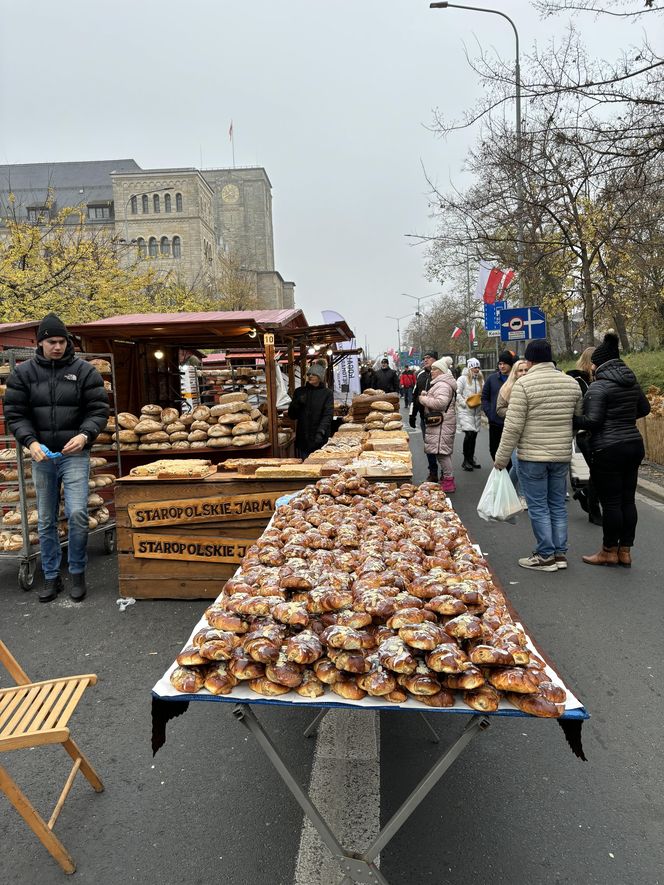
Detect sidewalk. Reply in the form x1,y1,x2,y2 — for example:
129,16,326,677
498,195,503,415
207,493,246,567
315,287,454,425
638,461,664,504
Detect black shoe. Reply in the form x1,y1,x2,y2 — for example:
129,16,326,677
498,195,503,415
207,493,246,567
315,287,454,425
462,460,474,472
471,460,482,469
39,576,63,603
427,471,438,483
70,573,87,602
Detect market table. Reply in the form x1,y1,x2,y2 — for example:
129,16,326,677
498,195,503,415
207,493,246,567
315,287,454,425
151,594,589,885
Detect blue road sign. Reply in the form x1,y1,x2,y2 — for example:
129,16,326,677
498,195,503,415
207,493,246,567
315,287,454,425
483,300,507,335
499,307,547,341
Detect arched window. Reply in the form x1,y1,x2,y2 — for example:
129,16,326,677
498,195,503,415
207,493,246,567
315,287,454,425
153,194,160,213
148,237,158,258
130,195,138,214
175,193,183,212
172,236,181,258
160,236,170,256
141,194,149,213
137,237,147,258
164,193,171,213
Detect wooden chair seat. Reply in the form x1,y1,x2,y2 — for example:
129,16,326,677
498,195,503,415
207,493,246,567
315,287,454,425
0,641,104,874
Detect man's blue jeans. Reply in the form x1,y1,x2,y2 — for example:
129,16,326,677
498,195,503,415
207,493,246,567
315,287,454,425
32,452,90,579
517,460,569,559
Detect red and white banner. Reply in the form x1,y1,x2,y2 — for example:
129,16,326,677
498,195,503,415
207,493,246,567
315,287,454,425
475,260,515,304
451,326,463,340
470,325,476,344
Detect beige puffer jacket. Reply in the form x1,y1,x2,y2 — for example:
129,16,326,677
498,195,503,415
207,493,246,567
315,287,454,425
494,363,582,467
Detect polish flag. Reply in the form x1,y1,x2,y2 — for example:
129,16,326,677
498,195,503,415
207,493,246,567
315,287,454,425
475,260,515,303
470,325,476,344
408,346,414,356
498,269,515,296
451,326,463,340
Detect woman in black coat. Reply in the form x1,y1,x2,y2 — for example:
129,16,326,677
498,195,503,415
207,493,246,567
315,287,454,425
287,363,334,459
574,333,650,568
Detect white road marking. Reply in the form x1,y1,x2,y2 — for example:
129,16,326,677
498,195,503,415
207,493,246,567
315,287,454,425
636,491,664,512
294,710,380,885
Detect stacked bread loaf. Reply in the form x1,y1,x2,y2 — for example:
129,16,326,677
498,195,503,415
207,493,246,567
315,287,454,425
346,391,400,425
169,473,567,717
109,394,269,452
362,400,404,432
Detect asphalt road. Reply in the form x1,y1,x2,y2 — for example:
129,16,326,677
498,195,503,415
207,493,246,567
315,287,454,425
1,413,662,885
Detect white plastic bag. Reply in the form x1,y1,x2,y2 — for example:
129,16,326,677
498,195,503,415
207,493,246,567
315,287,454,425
477,468,523,523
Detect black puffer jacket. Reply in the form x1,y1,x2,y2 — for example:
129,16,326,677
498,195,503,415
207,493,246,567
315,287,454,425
574,359,650,451
411,368,433,420
287,382,334,456
4,341,109,452
373,367,400,394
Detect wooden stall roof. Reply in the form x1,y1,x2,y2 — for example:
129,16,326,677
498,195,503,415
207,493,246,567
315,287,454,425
68,310,310,348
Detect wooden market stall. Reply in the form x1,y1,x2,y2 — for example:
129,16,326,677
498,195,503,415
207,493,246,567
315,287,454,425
69,310,356,470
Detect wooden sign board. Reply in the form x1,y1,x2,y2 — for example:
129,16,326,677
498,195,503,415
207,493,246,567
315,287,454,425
128,491,283,528
133,533,250,564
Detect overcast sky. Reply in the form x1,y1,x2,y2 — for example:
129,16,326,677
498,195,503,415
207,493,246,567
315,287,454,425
0,1,646,355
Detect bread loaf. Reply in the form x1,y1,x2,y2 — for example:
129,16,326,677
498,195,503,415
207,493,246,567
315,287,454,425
506,691,565,718
219,392,248,404
371,401,394,412
383,420,404,431
190,420,211,432
141,404,162,417
233,433,260,447
167,421,186,434
187,430,208,442
192,405,211,421
161,408,180,425
134,419,163,434
117,412,139,429
141,431,170,443
232,420,261,436
169,431,189,442
208,424,232,437
208,437,233,448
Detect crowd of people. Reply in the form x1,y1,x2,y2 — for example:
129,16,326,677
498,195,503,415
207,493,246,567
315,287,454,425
385,333,651,572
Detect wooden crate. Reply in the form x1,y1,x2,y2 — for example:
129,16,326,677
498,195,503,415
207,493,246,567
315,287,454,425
115,472,309,599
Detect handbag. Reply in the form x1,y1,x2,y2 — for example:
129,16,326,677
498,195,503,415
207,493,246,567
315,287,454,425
466,393,482,409
425,389,456,426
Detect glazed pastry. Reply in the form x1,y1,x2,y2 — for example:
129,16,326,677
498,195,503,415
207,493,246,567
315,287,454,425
426,642,469,674
356,658,397,696
249,677,291,697
176,646,206,666
383,688,408,703
418,689,455,708
377,637,417,674
320,625,365,650
205,607,250,633
236,596,285,617
272,601,310,627
228,650,265,681
266,650,304,688
295,670,326,698
443,614,483,640
506,692,565,718
204,662,238,695
536,680,567,704
398,622,446,651
331,679,366,701
464,684,501,712
286,630,323,664
488,667,541,694
331,649,369,674
198,631,242,661
386,608,428,629
313,657,344,684
169,665,205,693
442,667,485,690
397,661,441,696
469,644,515,667
243,634,282,664
333,610,373,629
423,595,468,616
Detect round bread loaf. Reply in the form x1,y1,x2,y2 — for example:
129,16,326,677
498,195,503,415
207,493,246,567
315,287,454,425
167,421,186,434
169,431,189,442
190,420,210,432
188,430,208,442
134,419,163,434
180,413,195,426
210,401,252,416
371,401,394,412
232,420,261,436
141,404,163,417
117,412,139,429
192,405,211,421
208,424,232,437
161,408,180,425
141,431,170,443
219,392,248,404
117,429,139,443
171,440,191,448
208,436,233,448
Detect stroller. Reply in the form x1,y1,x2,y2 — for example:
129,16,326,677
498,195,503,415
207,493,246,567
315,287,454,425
570,433,602,525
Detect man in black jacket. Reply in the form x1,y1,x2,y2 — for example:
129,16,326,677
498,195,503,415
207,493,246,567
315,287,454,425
287,363,334,459
5,313,109,602
373,358,400,394
409,350,439,481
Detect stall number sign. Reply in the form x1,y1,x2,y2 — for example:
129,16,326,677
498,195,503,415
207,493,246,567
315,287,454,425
133,533,249,564
128,492,282,528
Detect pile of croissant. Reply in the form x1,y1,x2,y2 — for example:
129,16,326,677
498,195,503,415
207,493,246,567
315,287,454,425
169,473,567,717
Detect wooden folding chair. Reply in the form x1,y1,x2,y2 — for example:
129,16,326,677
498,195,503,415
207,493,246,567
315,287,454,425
0,640,104,874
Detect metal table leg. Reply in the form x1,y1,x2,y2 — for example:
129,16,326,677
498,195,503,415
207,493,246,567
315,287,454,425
303,708,328,738
234,704,490,885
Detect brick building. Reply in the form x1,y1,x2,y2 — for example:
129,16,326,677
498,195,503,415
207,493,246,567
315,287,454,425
0,159,295,309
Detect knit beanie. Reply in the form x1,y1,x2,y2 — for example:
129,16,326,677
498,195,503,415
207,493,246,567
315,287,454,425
467,358,480,369
524,340,553,363
498,350,515,367
423,350,438,360
591,332,620,367
37,313,69,342
306,364,326,381
431,358,452,374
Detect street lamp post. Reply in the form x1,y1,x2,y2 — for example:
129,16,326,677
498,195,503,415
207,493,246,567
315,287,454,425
402,293,439,359
430,2,524,303
386,314,413,358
